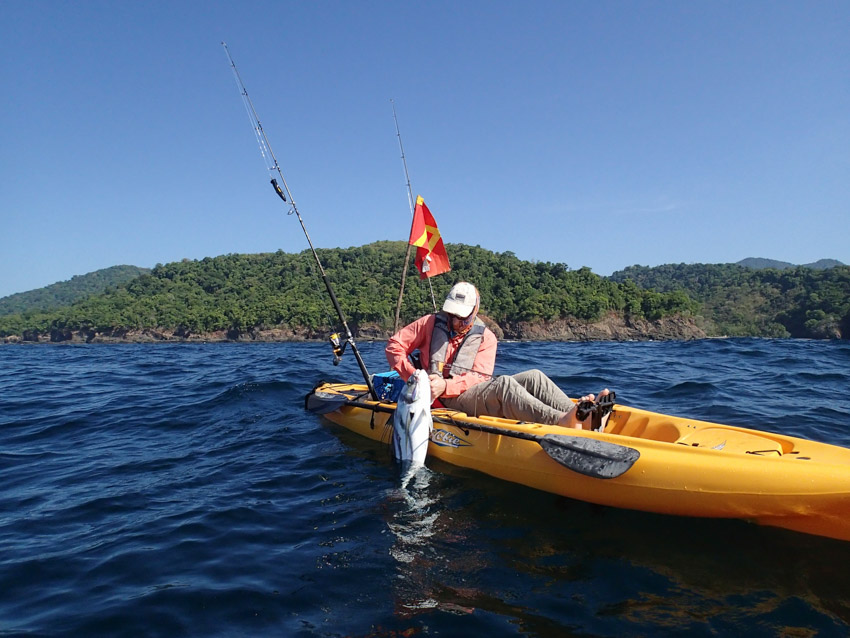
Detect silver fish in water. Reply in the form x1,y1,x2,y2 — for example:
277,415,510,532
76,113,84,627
392,369,433,467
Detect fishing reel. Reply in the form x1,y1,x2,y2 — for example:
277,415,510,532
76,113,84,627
329,333,348,366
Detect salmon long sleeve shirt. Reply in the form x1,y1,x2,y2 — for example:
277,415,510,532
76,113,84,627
385,314,498,398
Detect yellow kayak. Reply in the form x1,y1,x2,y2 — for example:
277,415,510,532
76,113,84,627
306,381,850,543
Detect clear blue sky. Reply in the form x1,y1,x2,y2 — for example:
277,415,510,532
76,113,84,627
2,1,848,299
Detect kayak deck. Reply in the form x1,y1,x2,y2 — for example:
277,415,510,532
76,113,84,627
307,381,850,543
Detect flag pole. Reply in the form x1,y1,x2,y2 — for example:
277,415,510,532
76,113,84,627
391,100,436,334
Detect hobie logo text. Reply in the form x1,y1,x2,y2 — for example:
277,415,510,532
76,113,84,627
431,429,470,448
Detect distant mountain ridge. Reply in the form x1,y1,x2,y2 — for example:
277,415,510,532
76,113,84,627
3,252,848,342
0,243,702,343
736,257,845,270
610,260,850,339
0,266,151,317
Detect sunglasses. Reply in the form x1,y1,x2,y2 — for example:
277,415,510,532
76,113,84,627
448,312,475,327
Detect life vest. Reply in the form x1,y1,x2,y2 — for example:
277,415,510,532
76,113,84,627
429,311,486,378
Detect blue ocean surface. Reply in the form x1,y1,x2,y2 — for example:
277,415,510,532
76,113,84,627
2,339,850,636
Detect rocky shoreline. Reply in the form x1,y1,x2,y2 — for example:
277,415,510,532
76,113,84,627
2,314,709,344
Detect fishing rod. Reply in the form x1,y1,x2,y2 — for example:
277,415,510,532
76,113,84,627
390,100,436,334
222,42,377,399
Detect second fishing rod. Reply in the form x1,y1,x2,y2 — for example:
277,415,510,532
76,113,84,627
222,42,377,399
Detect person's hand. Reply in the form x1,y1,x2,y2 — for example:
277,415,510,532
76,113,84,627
428,374,447,402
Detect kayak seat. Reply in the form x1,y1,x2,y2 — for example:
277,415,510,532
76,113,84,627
606,414,681,442
606,414,648,438
641,421,681,442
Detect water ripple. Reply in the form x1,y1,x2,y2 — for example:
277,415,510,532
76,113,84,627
1,340,850,635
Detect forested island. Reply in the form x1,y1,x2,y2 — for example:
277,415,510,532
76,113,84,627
1,242,848,343
0,265,150,316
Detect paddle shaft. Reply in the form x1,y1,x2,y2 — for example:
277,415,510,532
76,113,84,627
335,396,638,478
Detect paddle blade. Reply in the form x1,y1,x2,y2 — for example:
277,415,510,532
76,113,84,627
305,389,348,414
540,434,639,479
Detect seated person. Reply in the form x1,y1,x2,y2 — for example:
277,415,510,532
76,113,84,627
385,281,609,429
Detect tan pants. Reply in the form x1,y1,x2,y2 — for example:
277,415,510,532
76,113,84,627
440,369,576,424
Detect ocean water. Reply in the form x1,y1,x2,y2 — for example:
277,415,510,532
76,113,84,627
2,338,850,637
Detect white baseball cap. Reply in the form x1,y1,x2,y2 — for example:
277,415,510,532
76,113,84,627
442,282,479,318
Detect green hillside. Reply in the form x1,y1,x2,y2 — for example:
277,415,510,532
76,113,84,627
0,265,151,316
736,258,845,271
610,263,850,338
4,247,848,342
0,242,696,340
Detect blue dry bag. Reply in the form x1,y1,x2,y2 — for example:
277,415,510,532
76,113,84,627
371,371,407,402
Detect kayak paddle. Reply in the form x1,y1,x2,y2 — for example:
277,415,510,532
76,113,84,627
305,387,640,479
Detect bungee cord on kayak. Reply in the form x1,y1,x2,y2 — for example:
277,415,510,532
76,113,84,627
222,42,377,399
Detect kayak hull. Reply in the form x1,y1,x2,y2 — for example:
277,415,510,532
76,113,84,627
307,382,850,543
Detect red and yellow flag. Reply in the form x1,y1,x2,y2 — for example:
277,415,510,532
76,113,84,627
408,196,451,279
